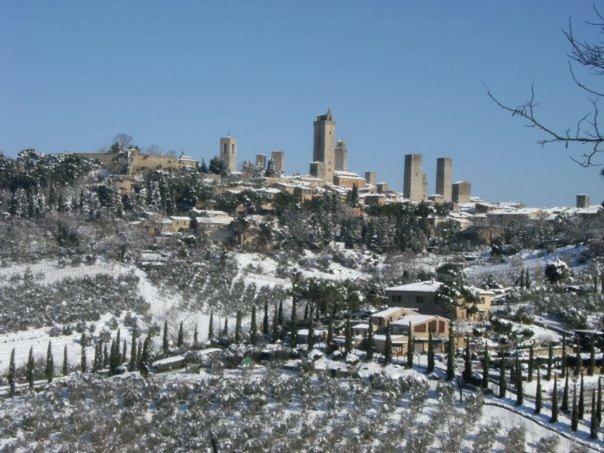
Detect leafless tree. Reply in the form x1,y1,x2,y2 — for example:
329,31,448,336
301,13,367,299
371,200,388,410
487,5,604,171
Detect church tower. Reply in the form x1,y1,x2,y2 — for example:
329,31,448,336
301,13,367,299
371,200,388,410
312,109,336,183
220,135,237,173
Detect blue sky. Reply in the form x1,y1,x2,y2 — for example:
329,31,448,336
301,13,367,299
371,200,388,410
1,1,602,206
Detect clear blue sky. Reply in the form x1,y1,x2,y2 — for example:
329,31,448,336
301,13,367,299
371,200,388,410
1,1,602,206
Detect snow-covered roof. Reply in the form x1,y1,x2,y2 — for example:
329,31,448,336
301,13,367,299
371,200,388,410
193,209,229,217
170,216,191,221
386,280,442,293
371,307,407,318
352,323,369,329
374,334,407,343
195,216,233,225
391,314,437,326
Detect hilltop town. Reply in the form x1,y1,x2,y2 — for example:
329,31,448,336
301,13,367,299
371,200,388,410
0,111,602,451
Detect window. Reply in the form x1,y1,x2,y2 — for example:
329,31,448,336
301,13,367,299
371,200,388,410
414,324,426,333
438,321,445,333
416,295,424,303
429,321,436,332
223,143,227,153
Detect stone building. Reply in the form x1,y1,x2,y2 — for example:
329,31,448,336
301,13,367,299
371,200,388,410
364,171,376,186
271,150,285,174
403,154,425,202
220,136,238,173
335,139,348,171
256,154,266,170
311,109,336,183
333,170,366,189
576,193,590,208
436,157,452,202
452,181,471,203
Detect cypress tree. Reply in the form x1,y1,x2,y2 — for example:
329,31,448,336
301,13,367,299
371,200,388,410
426,331,434,373
344,318,352,354
406,323,413,369
366,317,374,361
574,344,581,377
462,338,472,382
250,306,258,345
116,329,121,362
193,324,199,348
122,339,127,365
277,300,283,326
597,378,602,424
446,323,455,381
45,341,54,383
527,342,534,382
482,343,490,389
519,269,525,288
578,372,585,419
326,309,334,354
129,327,138,371
510,356,516,385
546,341,553,380
590,390,599,440
571,383,578,432
235,310,242,344
177,321,184,348
384,326,392,364
262,301,269,336
535,370,542,414
272,305,279,339
109,340,118,375
561,334,567,378
8,348,15,396
290,299,298,348
588,336,595,376
208,312,214,342
515,357,523,406
550,375,559,422
92,342,100,372
81,343,87,373
103,343,108,368
136,340,143,368
26,347,35,389
499,354,507,398
62,345,68,376
304,303,308,320
307,305,315,350
525,269,531,289
140,336,150,367
223,317,228,337
162,320,169,355
561,372,569,412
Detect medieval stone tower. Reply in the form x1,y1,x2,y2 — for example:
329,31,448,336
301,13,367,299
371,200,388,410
335,139,348,171
403,154,425,202
436,157,453,202
220,136,238,173
312,109,336,183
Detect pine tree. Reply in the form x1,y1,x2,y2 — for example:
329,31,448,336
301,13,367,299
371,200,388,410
550,375,559,422
499,354,507,398
62,345,68,376
193,324,199,348
250,306,258,345
446,323,455,381
588,336,595,376
578,372,585,419
366,317,374,361
571,383,578,432
515,358,523,406
326,309,334,355
546,341,553,380
426,331,434,373
561,372,569,412
162,320,169,355
527,342,534,382
344,318,352,354
208,312,214,343
406,323,414,369
535,370,542,414
561,334,567,378
81,342,87,373
262,301,269,336
8,348,16,396
26,347,35,389
278,300,284,326
45,341,54,383
384,327,393,364
590,390,599,440
462,338,472,382
177,321,184,348
290,300,298,348
235,310,242,344
482,343,490,389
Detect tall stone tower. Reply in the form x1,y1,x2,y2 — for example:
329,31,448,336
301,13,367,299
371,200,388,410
436,157,453,202
312,109,336,183
271,150,285,174
452,181,471,203
220,136,238,173
335,139,348,171
403,154,424,202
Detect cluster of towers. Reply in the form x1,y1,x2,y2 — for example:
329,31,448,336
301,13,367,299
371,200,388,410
255,150,285,174
219,135,285,175
403,154,471,203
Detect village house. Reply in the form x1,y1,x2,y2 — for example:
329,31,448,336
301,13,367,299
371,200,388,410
160,216,191,234
373,334,407,355
390,314,450,353
370,307,416,329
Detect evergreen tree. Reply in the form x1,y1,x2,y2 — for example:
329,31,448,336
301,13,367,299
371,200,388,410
304,303,308,320
235,310,242,344
199,158,208,173
571,383,578,432
561,334,567,378
499,354,507,398
122,340,127,365
561,372,570,412
366,317,375,361
162,320,169,355
129,329,138,372
290,300,298,348
140,336,151,368
535,370,542,414
8,348,16,396
109,340,119,375
81,342,87,373
525,269,531,289
250,306,258,345
326,309,334,355
550,375,559,422
482,342,490,389
344,318,352,354
223,317,228,337
26,347,35,389
45,341,54,383
177,321,184,348
103,343,109,368
384,327,393,364
272,305,279,339
136,340,143,368
446,323,455,381
348,184,359,206
208,312,214,342
277,300,284,326
193,324,199,348
574,344,581,376
62,345,68,376
426,331,434,373
262,301,269,336
462,338,472,382
590,390,599,440
598,378,602,424
116,329,121,362
406,323,414,369
588,336,595,376
515,357,523,406
510,356,516,385
519,269,525,288
307,305,315,350
578,372,585,419
546,341,553,380
527,342,534,382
